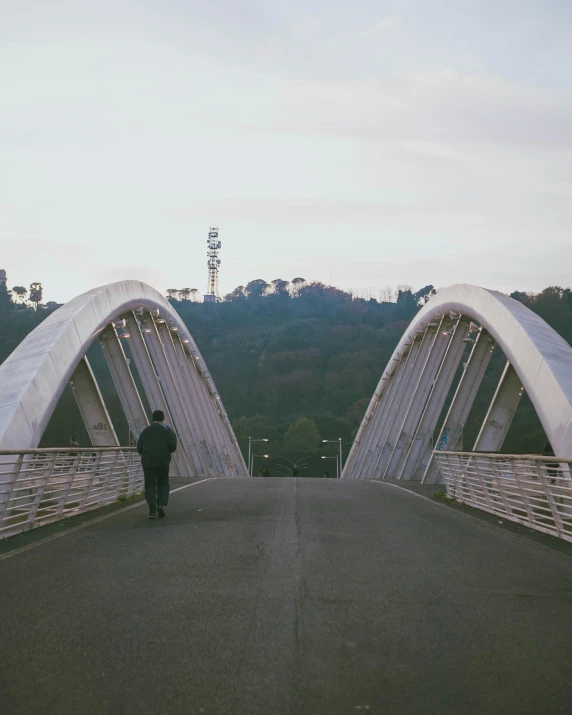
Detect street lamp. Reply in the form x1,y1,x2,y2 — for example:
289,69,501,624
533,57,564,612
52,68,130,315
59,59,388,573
322,438,343,478
321,455,339,478
251,453,270,477
248,437,269,476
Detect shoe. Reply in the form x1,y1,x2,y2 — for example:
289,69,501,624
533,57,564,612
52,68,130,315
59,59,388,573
148,512,158,519
157,505,167,518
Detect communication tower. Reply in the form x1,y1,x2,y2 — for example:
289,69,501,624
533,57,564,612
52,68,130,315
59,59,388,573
204,227,221,303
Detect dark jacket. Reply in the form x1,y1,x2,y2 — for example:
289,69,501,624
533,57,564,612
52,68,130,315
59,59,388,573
137,423,177,468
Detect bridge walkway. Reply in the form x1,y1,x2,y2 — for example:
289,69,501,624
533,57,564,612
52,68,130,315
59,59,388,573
1,478,571,714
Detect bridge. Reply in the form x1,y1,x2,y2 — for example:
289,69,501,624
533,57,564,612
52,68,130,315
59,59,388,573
1,281,572,713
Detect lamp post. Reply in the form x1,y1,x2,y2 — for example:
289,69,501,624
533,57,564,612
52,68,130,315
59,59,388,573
321,455,339,478
251,453,269,477
322,438,343,478
248,437,269,476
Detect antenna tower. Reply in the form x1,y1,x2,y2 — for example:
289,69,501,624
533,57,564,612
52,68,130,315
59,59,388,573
205,227,221,303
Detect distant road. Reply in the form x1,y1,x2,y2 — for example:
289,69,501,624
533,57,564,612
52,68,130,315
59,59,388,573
2,478,572,714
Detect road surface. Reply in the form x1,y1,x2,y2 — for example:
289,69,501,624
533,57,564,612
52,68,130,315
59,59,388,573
1,477,571,714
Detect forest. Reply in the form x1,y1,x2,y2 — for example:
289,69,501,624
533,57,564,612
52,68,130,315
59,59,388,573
1,278,571,476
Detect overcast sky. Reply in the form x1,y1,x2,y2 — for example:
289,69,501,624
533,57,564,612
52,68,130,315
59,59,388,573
1,0,571,303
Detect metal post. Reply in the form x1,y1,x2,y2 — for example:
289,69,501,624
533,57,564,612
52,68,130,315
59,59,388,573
423,330,495,484
248,438,252,477
400,318,471,480
473,361,523,452
99,326,149,441
339,438,343,478
70,357,119,447
123,312,184,477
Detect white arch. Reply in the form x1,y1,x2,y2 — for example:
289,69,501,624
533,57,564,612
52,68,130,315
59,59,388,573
343,284,572,478
0,280,247,476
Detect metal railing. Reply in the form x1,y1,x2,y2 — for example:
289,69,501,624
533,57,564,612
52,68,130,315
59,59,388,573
0,448,143,540
433,451,572,542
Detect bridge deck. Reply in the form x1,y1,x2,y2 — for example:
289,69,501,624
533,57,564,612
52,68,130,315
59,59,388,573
1,478,571,715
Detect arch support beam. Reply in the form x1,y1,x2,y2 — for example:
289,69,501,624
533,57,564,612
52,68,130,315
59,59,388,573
99,326,149,442
388,317,454,479
139,313,200,476
123,313,184,477
401,317,471,481
346,347,408,479
423,330,495,483
70,357,119,447
344,335,423,479
473,361,523,453
376,327,437,479
362,339,420,479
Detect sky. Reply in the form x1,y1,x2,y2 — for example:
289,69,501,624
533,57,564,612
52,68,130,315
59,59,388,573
1,0,571,303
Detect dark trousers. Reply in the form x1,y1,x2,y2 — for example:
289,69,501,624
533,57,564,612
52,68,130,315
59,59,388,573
143,465,170,513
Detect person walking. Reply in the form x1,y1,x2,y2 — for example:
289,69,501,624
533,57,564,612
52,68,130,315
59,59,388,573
137,410,177,519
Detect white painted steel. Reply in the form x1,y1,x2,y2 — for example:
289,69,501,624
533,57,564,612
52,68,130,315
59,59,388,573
99,326,149,440
123,312,183,477
343,284,572,479
391,317,454,480
0,448,142,540
140,313,204,477
435,450,572,543
351,351,406,479
382,324,439,479
473,362,523,452
69,357,119,447
367,335,425,480
176,337,241,477
423,330,495,483
345,336,421,479
171,335,218,476
403,318,470,480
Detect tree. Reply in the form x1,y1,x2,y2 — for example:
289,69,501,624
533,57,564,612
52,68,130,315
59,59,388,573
245,279,269,298
166,289,178,301
29,282,43,309
12,286,28,303
225,285,246,301
0,283,11,314
291,277,306,296
180,288,191,301
271,279,290,295
190,288,199,302
284,417,321,452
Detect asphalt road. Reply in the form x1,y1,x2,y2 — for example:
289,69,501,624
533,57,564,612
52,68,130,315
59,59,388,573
1,477,572,715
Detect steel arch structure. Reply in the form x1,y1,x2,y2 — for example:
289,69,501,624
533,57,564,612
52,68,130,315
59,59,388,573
0,280,247,478
342,284,572,482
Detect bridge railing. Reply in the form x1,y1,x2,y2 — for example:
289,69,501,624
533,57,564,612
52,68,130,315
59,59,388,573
433,451,572,542
0,448,143,540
